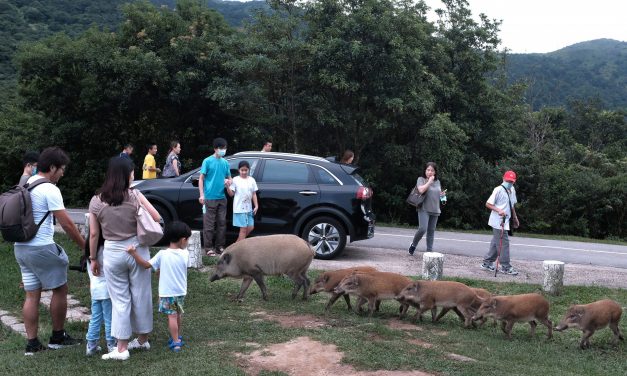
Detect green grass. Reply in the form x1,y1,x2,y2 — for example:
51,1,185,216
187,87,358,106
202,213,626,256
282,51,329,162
378,222,627,246
0,236,625,376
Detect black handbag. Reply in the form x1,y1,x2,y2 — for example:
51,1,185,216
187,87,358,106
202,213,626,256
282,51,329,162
406,187,426,208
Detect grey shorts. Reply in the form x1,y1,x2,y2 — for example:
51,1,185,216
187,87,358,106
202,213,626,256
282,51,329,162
14,243,69,291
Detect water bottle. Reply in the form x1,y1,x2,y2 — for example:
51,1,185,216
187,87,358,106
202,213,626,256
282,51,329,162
440,190,447,205
202,204,206,214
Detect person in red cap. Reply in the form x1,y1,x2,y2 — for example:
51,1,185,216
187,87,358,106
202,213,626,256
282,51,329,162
480,170,520,275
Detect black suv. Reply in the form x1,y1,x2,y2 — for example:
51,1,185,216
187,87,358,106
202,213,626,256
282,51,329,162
132,152,375,259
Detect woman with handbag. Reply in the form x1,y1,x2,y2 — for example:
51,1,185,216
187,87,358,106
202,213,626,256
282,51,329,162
88,157,162,360
408,162,446,255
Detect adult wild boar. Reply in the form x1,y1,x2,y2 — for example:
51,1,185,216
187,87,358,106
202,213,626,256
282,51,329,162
395,281,478,327
309,266,378,311
334,271,412,317
555,299,624,349
209,234,314,301
434,287,493,326
472,293,552,339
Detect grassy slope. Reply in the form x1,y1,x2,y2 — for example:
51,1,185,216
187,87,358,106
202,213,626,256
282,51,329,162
0,236,625,376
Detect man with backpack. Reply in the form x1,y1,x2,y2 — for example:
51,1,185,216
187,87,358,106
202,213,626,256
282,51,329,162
11,147,86,355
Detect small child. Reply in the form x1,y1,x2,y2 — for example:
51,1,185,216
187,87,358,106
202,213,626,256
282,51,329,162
127,221,190,352
226,160,259,242
86,244,116,355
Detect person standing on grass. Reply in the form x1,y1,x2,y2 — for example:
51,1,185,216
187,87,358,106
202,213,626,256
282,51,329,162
127,221,190,352
14,147,86,355
480,170,520,276
142,142,161,179
226,161,259,242
89,157,161,361
18,151,39,187
198,137,231,256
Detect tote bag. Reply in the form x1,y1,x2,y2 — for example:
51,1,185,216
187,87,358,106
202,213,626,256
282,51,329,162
406,187,426,208
134,191,163,245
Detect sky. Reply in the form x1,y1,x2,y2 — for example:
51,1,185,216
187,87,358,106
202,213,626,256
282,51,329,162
230,0,627,54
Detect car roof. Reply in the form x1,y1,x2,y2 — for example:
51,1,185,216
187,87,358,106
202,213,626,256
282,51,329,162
232,151,332,164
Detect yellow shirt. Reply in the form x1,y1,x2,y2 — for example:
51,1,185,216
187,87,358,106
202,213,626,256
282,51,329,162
143,154,157,179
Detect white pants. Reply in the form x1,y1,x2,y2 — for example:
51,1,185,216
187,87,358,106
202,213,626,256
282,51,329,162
103,237,153,340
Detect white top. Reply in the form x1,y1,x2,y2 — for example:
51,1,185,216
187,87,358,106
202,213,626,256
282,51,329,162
231,176,258,213
487,185,517,231
149,248,189,297
15,175,64,246
87,249,109,300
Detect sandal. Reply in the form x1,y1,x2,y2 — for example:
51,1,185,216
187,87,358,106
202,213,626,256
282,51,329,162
169,340,182,352
168,336,185,347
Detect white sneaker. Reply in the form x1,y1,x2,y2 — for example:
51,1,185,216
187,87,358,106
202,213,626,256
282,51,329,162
101,348,130,361
127,337,151,350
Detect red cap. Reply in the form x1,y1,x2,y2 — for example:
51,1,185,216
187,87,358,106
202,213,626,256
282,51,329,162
503,170,517,182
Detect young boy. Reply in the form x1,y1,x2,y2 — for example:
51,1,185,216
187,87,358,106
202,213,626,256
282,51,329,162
127,221,191,352
226,161,259,241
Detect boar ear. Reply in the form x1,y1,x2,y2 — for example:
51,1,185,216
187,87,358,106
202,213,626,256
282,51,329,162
223,253,232,264
323,275,330,283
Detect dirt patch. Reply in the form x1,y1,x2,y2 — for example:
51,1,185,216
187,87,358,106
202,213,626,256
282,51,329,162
387,319,423,331
445,353,477,362
250,311,328,329
406,339,433,349
238,336,435,376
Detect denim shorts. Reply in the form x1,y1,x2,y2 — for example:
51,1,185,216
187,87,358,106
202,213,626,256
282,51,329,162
159,296,185,315
233,212,254,228
14,243,69,291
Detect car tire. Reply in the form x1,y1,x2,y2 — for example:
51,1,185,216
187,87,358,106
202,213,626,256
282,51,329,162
301,216,347,260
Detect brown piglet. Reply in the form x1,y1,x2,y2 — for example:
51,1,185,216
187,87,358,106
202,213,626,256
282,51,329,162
434,287,493,326
472,293,552,340
309,266,378,311
334,271,412,317
555,299,624,349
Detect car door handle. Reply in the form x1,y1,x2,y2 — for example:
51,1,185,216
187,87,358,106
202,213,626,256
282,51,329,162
298,191,318,196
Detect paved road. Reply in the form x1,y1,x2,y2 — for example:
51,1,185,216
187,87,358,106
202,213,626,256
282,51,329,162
67,210,627,269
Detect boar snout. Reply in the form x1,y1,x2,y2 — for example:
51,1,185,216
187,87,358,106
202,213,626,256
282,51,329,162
333,287,344,294
209,274,221,282
554,324,568,331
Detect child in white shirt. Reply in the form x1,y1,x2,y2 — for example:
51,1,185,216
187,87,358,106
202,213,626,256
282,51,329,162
127,221,190,352
226,160,259,241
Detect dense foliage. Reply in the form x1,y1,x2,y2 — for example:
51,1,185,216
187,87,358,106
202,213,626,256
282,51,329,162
0,0,625,240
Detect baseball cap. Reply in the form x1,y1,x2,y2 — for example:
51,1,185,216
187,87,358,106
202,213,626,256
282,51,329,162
503,170,517,182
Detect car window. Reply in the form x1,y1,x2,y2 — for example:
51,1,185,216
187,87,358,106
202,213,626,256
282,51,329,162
228,158,259,177
261,160,313,184
312,165,340,185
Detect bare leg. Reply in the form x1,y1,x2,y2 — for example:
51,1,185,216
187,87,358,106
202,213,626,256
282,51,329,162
23,289,42,340
236,228,247,242
50,284,68,331
168,314,180,349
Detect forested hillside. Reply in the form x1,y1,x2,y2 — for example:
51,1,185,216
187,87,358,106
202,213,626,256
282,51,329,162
0,0,625,239
506,39,627,110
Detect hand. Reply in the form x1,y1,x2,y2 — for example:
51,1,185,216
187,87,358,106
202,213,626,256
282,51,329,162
199,196,205,205
127,245,136,254
513,217,520,229
91,259,100,276
253,207,258,215
156,168,162,173
427,176,435,183
498,209,506,217
224,178,232,187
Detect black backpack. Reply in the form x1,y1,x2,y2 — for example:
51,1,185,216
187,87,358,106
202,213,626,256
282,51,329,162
0,179,52,242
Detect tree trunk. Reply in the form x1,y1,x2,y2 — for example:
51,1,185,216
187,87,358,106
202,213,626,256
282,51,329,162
422,252,444,280
542,260,564,296
187,230,203,269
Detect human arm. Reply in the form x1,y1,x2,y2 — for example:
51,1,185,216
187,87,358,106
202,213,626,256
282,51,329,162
127,245,152,269
88,213,102,276
53,209,86,250
485,202,506,217
252,192,259,215
198,173,205,204
417,176,434,194
511,205,519,228
226,182,235,197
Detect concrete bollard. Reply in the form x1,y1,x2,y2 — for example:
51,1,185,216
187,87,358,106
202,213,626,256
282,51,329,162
187,230,203,269
422,252,444,280
542,260,565,295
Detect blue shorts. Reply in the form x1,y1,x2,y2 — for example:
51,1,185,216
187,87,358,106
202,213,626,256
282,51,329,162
233,212,254,228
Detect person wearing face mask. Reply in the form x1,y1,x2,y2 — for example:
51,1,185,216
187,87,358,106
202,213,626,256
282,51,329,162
19,151,40,187
480,170,520,275
198,137,232,256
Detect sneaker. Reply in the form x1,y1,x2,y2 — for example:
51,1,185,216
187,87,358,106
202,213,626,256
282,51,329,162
48,331,81,349
480,262,495,271
408,244,416,255
86,342,102,356
500,266,519,275
24,340,47,356
127,337,150,350
101,348,130,361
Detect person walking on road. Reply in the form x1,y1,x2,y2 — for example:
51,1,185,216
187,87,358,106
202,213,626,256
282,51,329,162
480,170,520,275
408,162,446,255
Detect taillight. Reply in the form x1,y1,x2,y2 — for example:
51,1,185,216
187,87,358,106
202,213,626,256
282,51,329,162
356,187,372,200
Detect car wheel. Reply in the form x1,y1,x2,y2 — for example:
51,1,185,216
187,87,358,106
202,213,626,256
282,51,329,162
301,216,347,260
151,202,171,226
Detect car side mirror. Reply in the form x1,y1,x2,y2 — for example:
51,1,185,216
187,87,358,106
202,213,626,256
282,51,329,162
191,178,199,187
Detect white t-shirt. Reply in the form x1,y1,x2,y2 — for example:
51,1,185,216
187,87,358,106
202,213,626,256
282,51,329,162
149,248,189,297
15,175,65,247
487,185,517,231
230,176,258,213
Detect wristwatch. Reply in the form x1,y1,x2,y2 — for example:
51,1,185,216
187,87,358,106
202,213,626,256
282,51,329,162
89,256,97,261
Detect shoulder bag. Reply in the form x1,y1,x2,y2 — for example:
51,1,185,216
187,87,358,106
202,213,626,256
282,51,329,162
406,186,426,208
133,190,163,245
